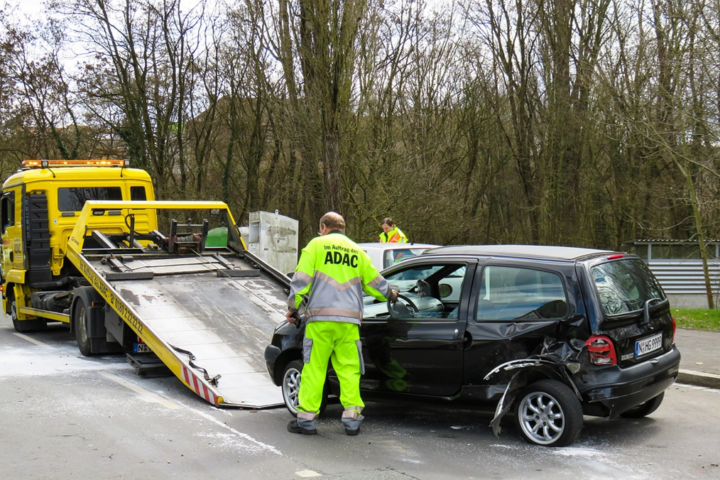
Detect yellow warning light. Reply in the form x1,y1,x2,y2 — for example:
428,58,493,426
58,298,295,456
22,159,130,168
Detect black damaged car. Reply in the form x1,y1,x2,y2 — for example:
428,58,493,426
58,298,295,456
264,245,681,447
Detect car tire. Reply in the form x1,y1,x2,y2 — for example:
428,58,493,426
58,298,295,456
10,296,47,333
515,379,583,447
281,359,328,417
74,297,93,356
619,392,664,419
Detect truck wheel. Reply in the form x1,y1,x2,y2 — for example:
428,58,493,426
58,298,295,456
74,298,93,356
620,393,664,419
10,297,47,333
515,379,583,447
281,360,327,417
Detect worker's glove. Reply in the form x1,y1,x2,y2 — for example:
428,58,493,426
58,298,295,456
286,310,301,328
389,290,399,303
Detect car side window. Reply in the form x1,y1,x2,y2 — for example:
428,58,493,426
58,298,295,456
364,263,468,319
477,266,567,320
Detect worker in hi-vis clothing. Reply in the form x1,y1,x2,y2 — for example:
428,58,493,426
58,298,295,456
379,217,408,243
286,212,398,436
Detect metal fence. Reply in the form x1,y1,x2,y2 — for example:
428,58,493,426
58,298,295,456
647,260,720,295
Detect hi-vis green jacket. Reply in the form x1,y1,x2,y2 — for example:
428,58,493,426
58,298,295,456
288,231,391,325
379,227,408,243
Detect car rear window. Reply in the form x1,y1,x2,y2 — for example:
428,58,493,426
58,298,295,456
58,187,123,212
591,259,666,316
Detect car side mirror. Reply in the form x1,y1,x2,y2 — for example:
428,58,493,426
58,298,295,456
439,283,452,298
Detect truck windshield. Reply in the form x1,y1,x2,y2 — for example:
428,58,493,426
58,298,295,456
591,259,666,316
58,187,123,212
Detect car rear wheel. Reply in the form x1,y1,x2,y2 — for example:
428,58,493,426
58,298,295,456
281,360,327,417
516,379,583,447
620,392,664,419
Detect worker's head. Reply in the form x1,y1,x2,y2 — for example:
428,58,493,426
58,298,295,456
319,212,345,236
382,217,395,233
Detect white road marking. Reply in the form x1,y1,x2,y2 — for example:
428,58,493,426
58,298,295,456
97,370,284,455
98,370,182,410
296,470,322,477
188,406,283,456
12,332,55,349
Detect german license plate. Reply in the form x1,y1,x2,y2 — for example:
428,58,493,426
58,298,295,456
635,333,662,357
134,343,152,353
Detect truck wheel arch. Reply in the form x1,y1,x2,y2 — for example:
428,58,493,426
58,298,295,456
4,282,15,314
69,286,105,334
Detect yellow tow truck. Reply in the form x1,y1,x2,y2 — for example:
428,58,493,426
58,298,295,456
1,160,289,407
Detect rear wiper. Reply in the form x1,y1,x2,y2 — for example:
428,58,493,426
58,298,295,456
643,297,666,325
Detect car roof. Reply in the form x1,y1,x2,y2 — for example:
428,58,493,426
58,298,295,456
357,242,440,251
421,244,617,261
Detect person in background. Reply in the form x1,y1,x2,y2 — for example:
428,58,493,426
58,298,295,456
379,217,408,243
286,212,398,436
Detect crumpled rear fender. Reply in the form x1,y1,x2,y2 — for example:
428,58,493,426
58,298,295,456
484,358,581,438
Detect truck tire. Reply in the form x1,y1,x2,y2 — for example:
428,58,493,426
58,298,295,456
10,296,47,333
74,297,93,356
282,360,328,417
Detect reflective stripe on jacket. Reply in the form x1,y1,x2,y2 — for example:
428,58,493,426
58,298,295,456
288,231,391,325
379,227,408,243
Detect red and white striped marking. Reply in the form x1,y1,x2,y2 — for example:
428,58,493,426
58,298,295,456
182,365,219,406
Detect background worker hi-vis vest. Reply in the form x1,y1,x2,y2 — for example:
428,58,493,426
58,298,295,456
379,227,407,243
288,231,391,325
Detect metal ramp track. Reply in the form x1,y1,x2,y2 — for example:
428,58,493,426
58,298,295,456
64,200,290,408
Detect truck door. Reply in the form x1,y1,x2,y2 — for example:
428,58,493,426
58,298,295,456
360,260,476,396
1,188,23,273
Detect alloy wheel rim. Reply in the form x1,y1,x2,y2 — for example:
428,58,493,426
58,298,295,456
519,391,565,445
283,368,301,413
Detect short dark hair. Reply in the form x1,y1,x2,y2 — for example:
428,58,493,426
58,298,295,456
320,212,345,231
382,217,394,227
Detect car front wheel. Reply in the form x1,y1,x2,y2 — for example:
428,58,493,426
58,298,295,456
516,379,583,447
281,359,327,417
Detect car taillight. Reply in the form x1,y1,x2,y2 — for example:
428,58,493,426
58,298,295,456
585,335,617,365
671,316,676,344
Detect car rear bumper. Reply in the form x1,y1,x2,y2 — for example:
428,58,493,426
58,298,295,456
575,346,681,418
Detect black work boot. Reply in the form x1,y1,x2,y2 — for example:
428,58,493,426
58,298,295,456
287,419,317,435
342,411,364,436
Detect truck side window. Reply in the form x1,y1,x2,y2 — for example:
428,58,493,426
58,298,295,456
58,187,123,212
130,186,147,201
477,266,567,320
1,193,15,233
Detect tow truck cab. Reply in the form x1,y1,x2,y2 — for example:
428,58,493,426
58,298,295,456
1,160,156,331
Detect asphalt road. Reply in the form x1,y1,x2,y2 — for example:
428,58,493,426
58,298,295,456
1,316,719,480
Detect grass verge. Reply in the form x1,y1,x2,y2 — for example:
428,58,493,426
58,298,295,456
672,308,720,332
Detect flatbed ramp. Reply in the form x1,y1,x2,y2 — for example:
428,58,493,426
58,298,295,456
65,201,292,408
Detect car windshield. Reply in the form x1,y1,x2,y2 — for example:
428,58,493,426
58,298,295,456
383,248,432,269
591,259,666,316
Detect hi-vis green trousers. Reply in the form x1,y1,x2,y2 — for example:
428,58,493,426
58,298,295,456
297,321,364,424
